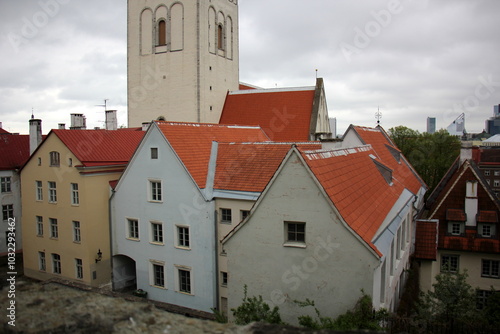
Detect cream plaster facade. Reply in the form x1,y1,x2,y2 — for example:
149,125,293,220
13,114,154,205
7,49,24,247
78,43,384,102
127,0,239,126
21,134,120,287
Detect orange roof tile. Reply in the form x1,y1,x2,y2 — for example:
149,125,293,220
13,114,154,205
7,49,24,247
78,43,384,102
53,129,145,167
477,210,498,223
215,142,321,193
219,88,315,141
414,220,438,260
446,209,466,221
0,134,30,170
156,122,271,188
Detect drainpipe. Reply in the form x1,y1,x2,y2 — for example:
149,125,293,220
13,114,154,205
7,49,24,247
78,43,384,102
109,187,116,291
214,208,220,312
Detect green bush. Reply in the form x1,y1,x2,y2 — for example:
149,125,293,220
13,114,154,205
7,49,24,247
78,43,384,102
231,285,282,325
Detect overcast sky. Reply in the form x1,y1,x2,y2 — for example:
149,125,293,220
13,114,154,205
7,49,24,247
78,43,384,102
1,0,499,135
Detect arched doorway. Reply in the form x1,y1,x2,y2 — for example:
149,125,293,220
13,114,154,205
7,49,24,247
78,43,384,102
112,254,137,291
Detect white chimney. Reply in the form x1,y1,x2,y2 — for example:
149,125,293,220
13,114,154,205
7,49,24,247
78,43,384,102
29,118,42,155
142,122,151,131
70,113,86,130
105,110,118,130
460,142,472,165
58,123,66,130
465,180,478,226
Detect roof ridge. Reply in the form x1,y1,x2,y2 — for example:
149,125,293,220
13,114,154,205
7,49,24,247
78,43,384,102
302,145,373,160
156,121,262,129
229,86,315,95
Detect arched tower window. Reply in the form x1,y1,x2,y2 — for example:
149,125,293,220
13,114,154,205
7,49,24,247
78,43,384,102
217,24,224,50
157,19,167,46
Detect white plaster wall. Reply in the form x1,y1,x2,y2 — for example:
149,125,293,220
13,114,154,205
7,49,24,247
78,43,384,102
0,170,22,254
111,126,216,313
225,152,379,325
128,0,239,126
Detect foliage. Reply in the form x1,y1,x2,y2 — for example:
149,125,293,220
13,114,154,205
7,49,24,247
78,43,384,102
231,285,282,325
295,290,388,331
388,126,461,192
483,289,500,328
417,269,477,326
211,307,228,323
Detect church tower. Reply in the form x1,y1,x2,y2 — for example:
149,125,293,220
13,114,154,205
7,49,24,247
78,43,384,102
127,0,239,126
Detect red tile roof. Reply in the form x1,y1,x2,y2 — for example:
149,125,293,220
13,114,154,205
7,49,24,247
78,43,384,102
239,83,259,90
446,209,466,221
52,130,145,167
0,134,30,170
0,128,11,135
414,220,438,260
219,87,316,141
214,142,321,193
477,210,498,223
156,122,271,188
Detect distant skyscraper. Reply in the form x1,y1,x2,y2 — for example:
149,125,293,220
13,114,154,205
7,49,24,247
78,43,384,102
427,117,436,134
486,104,500,135
447,113,465,136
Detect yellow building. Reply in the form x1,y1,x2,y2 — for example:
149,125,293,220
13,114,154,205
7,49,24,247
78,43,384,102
21,129,144,287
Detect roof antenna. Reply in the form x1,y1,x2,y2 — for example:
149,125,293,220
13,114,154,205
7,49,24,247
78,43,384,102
96,99,109,112
31,108,34,119
315,69,318,79
375,106,382,125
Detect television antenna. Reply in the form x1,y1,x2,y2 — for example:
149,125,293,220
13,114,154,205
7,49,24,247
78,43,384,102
375,107,382,125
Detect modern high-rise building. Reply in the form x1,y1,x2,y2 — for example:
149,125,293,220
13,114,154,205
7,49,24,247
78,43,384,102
486,104,500,135
427,117,436,134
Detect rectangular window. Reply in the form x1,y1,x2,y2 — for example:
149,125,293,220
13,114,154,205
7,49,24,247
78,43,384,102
441,255,459,273
221,208,232,224
221,271,228,286
52,253,61,274
36,180,43,201
241,210,250,221
177,226,190,248
150,181,162,202
153,263,165,287
36,216,43,236
485,170,491,176
286,222,306,243
71,183,79,205
128,219,139,239
482,225,492,237
49,151,60,167
75,258,83,279
179,269,191,294
477,290,494,310
73,221,81,242
2,204,13,221
494,180,500,187
48,181,57,203
495,171,500,176
482,260,499,278
50,218,58,239
151,222,163,243
1,177,11,193
451,222,461,235
39,252,46,271
151,147,158,159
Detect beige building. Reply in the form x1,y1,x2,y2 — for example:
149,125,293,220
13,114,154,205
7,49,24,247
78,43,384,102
127,0,239,126
21,129,144,287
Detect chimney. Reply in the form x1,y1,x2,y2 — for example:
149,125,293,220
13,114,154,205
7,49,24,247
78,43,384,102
142,122,151,131
460,142,472,165
465,180,478,226
70,113,86,130
29,118,43,155
58,123,66,130
0,122,3,129
105,110,118,130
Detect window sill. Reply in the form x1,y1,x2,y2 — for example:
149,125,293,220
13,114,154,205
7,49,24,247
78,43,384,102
220,221,232,225
126,237,140,242
148,200,163,204
175,246,191,251
283,242,306,249
150,241,164,246
37,235,43,238
151,284,167,290
73,241,81,244
50,237,58,240
177,290,194,296
71,204,80,207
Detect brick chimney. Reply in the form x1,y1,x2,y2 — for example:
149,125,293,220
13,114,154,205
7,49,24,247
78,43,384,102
465,180,478,226
29,117,43,155
105,110,118,130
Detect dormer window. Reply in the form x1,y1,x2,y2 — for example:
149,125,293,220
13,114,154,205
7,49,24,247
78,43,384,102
49,151,60,167
446,209,466,236
477,211,498,238
157,19,166,46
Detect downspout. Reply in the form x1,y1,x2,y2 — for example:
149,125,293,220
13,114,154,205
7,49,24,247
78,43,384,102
109,187,116,291
196,0,201,122
214,209,220,311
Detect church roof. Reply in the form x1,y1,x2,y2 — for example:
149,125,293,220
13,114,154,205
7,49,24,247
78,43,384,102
219,87,316,141
156,121,271,188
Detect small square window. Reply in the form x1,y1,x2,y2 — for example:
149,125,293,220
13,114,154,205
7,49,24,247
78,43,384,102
495,171,500,176
151,147,158,159
241,210,250,221
485,170,491,176
221,208,232,224
494,180,500,187
441,255,459,273
286,222,306,243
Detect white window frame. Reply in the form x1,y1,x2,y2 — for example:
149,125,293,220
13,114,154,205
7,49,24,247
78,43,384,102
151,147,158,159
50,218,58,239
73,221,81,243
48,181,57,203
36,216,43,236
149,180,163,202
1,177,11,193
75,258,83,279
150,221,164,245
175,265,193,295
221,271,228,287
220,208,232,224
49,151,60,167
2,204,13,221
36,180,43,201
127,218,139,240
482,259,499,278
485,170,491,176
284,221,306,248
176,225,190,250
441,254,459,273
71,183,79,205
52,253,61,274
39,251,46,271
150,260,166,289
494,180,500,187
